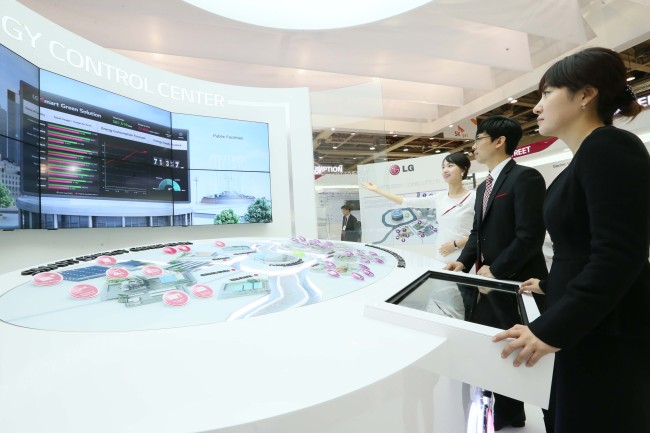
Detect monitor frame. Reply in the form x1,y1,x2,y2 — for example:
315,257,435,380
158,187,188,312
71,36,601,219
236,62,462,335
385,270,529,326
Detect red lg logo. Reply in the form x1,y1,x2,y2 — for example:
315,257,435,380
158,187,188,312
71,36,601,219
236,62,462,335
389,165,400,175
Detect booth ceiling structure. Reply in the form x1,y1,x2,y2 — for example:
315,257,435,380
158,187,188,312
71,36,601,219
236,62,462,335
17,0,650,170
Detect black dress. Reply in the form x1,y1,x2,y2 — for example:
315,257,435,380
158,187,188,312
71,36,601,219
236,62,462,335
528,126,650,433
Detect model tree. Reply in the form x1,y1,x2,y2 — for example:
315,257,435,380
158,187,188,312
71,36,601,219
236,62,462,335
214,208,240,224
0,182,13,208
244,198,272,223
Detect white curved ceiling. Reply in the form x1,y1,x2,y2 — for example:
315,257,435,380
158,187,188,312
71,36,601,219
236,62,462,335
180,0,433,30
16,0,650,137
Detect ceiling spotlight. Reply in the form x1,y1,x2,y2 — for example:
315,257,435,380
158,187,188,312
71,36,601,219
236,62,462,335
393,134,398,137
509,99,518,104
319,156,323,159
435,149,441,154
429,137,434,140
330,127,336,131
448,124,453,128
627,76,635,82
369,146,376,150
507,97,514,101
350,132,356,135
388,131,394,134
332,146,337,149
403,148,409,152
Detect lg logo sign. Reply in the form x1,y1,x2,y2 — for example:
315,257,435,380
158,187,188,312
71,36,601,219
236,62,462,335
389,164,414,175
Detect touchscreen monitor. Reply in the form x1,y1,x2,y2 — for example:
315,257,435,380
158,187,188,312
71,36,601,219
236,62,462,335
386,270,529,328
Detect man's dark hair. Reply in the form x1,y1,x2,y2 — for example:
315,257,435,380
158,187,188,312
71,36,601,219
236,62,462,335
476,115,522,156
341,205,351,211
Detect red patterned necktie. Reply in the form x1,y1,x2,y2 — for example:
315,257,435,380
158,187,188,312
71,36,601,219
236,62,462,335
482,174,493,219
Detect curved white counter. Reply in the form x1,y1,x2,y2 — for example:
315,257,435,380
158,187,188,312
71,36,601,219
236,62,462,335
0,238,551,433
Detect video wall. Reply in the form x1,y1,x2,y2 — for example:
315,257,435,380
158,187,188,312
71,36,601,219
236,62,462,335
0,44,271,230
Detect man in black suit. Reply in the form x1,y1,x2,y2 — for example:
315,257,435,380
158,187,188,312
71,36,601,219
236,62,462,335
445,115,548,431
340,204,360,242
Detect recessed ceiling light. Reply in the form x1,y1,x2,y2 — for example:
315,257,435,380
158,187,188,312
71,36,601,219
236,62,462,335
507,97,514,101
393,134,398,137
509,99,518,104
388,131,394,134
350,132,356,135
332,146,337,149
330,127,336,131
627,76,635,82
429,137,434,140
448,124,453,128
369,146,376,150
435,149,441,153
403,148,409,151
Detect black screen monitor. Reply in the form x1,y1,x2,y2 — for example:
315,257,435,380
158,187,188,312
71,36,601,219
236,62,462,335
386,270,529,328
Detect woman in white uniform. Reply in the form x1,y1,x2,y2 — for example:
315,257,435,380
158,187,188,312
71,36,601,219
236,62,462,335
360,152,475,264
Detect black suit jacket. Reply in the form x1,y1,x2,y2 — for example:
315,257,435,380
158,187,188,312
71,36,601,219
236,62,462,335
341,214,360,241
459,159,548,414
529,127,650,348
458,159,548,282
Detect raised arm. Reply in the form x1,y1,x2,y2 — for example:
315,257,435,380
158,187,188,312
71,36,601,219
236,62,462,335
360,182,404,205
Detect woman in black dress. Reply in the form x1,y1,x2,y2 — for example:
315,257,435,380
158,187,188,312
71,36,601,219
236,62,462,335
493,47,649,433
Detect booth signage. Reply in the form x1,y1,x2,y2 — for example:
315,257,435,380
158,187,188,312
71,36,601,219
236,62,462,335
513,137,558,158
389,164,415,175
314,165,343,175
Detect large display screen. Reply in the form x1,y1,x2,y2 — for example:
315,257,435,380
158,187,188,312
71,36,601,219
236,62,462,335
0,44,39,229
0,43,272,230
172,113,271,226
21,71,184,201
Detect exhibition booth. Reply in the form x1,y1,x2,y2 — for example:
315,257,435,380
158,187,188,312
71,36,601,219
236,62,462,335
0,2,647,432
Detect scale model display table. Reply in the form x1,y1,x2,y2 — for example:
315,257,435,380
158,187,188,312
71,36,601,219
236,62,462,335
0,237,552,433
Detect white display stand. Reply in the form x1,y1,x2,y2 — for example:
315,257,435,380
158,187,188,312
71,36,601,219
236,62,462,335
0,239,552,433
365,289,553,408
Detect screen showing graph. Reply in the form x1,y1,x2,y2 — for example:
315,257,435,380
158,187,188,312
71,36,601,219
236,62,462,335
20,71,187,202
0,43,272,230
